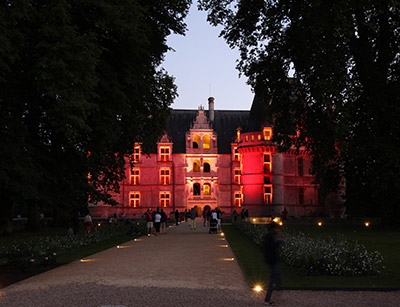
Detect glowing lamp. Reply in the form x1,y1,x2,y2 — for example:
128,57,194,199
273,218,279,223
222,258,235,261
220,232,225,236
98,223,101,227
279,222,283,226
253,218,256,222
318,222,323,226
365,222,370,227
253,285,263,292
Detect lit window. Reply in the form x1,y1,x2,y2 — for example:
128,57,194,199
251,135,254,141
297,158,304,176
160,192,170,208
193,160,200,172
160,146,171,161
264,153,272,173
233,147,240,161
130,192,140,207
203,183,211,195
203,134,210,148
234,192,242,207
298,188,304,205
263,127,272,140
264,185,273,204
193,135,200,148
130,168,140,185
193,183,200,196
160,168,170,185
204,161,211,173
133,145,141,162
234,168,241,184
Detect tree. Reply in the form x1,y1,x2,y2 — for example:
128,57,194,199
0,0,191,233
199,0,400,222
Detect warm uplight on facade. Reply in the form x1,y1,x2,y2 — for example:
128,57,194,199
318,222,323,226
253,285,263,293
365,222,370,227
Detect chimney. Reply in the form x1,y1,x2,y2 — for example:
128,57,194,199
208,97,215,122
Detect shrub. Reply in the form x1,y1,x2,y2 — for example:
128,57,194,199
234,221,384,276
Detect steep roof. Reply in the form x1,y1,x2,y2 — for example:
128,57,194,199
166,109,249,154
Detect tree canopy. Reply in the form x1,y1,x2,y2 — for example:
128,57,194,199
0,0,191,232
199,0,400,222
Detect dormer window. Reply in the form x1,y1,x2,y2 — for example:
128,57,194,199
203,134,210,148
160,146,171,161
193,135,200,148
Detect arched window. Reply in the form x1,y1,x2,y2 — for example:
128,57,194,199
204,161,210,173
203,183,211,195
193,135,200,148
203,134,210,148
193,183,200,196
193,160,200,172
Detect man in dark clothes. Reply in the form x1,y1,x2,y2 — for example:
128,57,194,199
262,222,282,305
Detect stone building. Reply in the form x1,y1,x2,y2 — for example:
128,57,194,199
89,96,342,218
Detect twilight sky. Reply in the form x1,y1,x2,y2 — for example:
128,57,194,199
162,1,254,111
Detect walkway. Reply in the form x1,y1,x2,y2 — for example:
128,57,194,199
0,221,398,306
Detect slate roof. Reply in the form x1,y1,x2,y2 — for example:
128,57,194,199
166,109,249,154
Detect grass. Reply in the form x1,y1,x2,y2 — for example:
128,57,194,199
222,223,400,289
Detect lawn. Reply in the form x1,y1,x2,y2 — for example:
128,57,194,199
222,223,400,289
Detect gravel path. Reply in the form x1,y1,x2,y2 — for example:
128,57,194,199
0,220,398,306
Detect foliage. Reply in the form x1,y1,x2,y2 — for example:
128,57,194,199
0,222,143,269
199,0,400,222
235,221,384,276
0,0,191,231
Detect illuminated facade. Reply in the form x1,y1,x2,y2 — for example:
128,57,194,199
89,97,342,218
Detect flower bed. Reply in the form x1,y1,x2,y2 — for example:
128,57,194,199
0,223,143,269
234,221,384,276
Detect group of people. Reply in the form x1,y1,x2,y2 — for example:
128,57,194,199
144,208,168,236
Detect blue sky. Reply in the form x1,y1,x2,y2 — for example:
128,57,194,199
162,1,254,111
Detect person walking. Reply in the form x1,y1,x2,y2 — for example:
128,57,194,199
262,222,283,305
145,209,153,236
84,212,92,233
154,209,161,236
160,209,167,234
232,210,238,223
190,207,197,230
174,209,180,225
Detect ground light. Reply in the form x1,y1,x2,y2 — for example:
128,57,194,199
253,285,263,293
365,222,370,227
318,222,323,226
220,232,225,236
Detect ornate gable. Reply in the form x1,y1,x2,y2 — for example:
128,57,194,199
192,107,212,129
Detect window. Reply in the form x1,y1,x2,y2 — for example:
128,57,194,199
193,183,200,196
234,192,242,207
203,134,210,148
203,183,211,195
193,160,200,172
233,147,240,161
160,146,170,161
160,192,170,208
133,145,141,162
263,127,272,140
234,168,241,184
264,153,272,173
193,135,200,148
264,185,273,204
160,168,170,185
297,158,304,176
129,192,140,207
204,161,211,173
130,168,140,185
298,188,304,205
